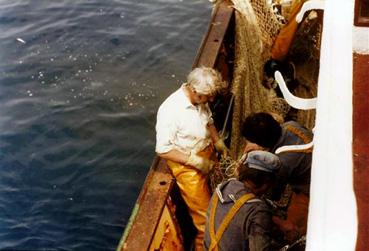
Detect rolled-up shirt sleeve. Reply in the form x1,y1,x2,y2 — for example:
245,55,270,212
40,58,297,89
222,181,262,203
155,105,176,154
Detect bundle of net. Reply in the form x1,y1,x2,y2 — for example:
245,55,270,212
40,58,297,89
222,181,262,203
209,155,240,191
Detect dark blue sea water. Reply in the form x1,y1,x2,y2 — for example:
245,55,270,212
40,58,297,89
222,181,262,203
0,1,211,250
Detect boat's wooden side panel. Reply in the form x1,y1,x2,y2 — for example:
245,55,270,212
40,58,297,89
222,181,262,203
192,1,234,69
353,53,369,251
117,157,175,251
149,203,184,250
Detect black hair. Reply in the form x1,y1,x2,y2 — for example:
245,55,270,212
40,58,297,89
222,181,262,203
264,59,281,78
264,59,295,80
263,59,298,96
238,163,275,188
242,112,282,149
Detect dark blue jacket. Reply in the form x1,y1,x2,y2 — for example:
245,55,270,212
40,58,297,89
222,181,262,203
271,121,313,197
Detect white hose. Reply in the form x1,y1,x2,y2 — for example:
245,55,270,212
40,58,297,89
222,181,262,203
274,71,317,110
296,0,325,23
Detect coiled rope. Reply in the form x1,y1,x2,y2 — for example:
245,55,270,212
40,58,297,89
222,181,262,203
210,156,239,191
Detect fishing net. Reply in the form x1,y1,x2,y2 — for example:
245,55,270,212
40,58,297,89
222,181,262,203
229,0,283,159
209,0,321,187
247,0,284,49
209,156,238,191
229,0,320,157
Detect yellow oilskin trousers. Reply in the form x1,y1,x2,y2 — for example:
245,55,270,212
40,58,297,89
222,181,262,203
166,145,215,251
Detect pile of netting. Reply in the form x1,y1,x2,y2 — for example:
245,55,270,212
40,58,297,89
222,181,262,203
209,0,321,188
229,0,284,159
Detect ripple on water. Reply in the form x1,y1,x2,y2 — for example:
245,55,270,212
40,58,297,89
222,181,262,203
0,0,211,250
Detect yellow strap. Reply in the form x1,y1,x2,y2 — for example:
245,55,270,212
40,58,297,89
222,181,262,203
209,193,256,251
209,195,218,251
284,125,313,153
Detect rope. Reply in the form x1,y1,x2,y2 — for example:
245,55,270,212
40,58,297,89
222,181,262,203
209,156,239,191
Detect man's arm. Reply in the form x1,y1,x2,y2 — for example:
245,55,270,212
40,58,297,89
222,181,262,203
158,149,215,174
207,123,221,144
208,123,229,157
243,141,266,153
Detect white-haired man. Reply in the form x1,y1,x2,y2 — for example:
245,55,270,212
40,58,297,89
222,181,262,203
155,67,229,250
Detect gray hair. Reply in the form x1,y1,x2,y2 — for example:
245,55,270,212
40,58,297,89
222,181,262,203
186,67,228,96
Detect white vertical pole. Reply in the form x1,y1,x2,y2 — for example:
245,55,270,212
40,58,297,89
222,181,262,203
306,0,357,250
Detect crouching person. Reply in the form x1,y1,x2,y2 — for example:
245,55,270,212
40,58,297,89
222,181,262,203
204,151,280,251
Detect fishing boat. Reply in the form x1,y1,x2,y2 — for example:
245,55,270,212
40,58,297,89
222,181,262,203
117,0,369,250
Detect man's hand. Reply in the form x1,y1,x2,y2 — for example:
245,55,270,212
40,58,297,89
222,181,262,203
272,216,300,242
214,139,230,158
243,141,265,154
185,152,215,174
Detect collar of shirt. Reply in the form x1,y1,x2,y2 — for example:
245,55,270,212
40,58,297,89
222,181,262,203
179,84,198,110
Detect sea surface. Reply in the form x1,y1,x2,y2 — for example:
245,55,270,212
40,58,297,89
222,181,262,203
0,1,212,250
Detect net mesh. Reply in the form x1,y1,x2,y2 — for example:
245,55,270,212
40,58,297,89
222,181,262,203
248,0,284,49
229,0,283,159
209,156,238,191
209,0,320,187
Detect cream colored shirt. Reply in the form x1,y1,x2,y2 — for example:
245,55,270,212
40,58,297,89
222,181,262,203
155,85,214,154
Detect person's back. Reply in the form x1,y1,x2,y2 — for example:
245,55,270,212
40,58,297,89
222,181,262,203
204,179,273,251
242,113,313,241
271,120,313,197
241,113,313,197
204,151,281,251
